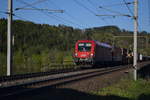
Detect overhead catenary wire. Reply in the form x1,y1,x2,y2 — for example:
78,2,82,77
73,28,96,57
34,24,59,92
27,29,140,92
74,0,97,15
148,0,150,25
99,6,131,17
48,0,86,28
122,0,142,32
73,0,108,24
0,11,6,13
16,0,67,24
96,14,131,17
15,8,64,13
15,0,81,27
13,14,32,21
14,0,59,26
2,0,147,31
0,10,15,16
86,0,109,22
0,11,8,14
87,0,98,10
101,2,134,7
15,0,48,10
74,0,108,24
123,0,134,16
63,12,87,28
0,10,31,22
52,13,83,27
15,1,68,25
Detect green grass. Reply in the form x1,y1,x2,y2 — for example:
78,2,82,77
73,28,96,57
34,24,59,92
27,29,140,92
93,79,150,100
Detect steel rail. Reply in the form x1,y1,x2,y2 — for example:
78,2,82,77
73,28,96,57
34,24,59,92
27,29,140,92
0,64,77,82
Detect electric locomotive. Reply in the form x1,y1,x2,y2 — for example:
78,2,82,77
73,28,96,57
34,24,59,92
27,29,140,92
74,40,95,65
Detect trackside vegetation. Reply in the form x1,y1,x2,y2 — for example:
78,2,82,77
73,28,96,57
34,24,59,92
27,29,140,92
93,79,150,100
0,18,150,75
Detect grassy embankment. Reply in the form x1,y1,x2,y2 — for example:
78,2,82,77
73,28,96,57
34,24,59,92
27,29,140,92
93,78,150,100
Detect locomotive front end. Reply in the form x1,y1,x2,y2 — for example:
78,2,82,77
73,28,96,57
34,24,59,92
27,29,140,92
74,40,95,65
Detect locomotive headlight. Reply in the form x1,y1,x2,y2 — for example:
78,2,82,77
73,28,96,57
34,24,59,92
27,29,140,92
90,53,94,57
75,53,78,56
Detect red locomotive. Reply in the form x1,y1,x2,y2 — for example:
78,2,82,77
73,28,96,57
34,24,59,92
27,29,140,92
73,40,127,66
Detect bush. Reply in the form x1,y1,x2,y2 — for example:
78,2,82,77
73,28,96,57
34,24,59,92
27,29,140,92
0,53,6,76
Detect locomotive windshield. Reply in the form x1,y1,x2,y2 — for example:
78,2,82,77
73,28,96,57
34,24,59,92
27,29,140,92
78,43,91,52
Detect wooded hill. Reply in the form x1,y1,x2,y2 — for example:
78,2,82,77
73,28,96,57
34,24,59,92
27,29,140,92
1,18,150,54
0,18,150,75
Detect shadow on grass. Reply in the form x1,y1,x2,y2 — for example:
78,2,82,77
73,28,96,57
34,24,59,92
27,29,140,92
138,64,150,79
138,94,150,100
3,87,130,100
2,85,150,100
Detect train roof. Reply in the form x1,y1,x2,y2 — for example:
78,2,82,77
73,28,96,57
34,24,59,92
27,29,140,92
76,40,112,48
77,40,95,43
95,41,112,48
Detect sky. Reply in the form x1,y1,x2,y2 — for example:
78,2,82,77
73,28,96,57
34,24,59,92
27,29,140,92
0,0,150,32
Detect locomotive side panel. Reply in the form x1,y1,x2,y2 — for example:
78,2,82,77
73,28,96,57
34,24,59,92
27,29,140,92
94,44,112,64
103,47,112,62
94,45,104,62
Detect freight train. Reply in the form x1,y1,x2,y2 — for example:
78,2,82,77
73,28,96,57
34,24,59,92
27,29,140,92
73,40,135,66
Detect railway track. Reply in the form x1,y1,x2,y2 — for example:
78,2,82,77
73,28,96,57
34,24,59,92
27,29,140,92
0,64,130,98
0,64,79,83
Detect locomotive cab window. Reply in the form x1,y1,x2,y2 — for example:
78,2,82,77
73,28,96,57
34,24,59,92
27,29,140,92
78,43,91,52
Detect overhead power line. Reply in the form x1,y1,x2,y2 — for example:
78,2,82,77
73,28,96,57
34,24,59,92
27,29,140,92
123,0,134,16
0,11,8,14
87,0,97,10
52,13,83,27
16,0,48,9
16,0,66,24
0,10,33,25
13,14,31,21
74,0,97,15
98,6,131,18
15,8,64,13
101,2,134,7
87,0,113,24
96,14,131,17
74,0,108,24
48,0,86,28
0,10,15,16
74,0,107,24
122,0,143,32
148,0,150,25
16,0,81,27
